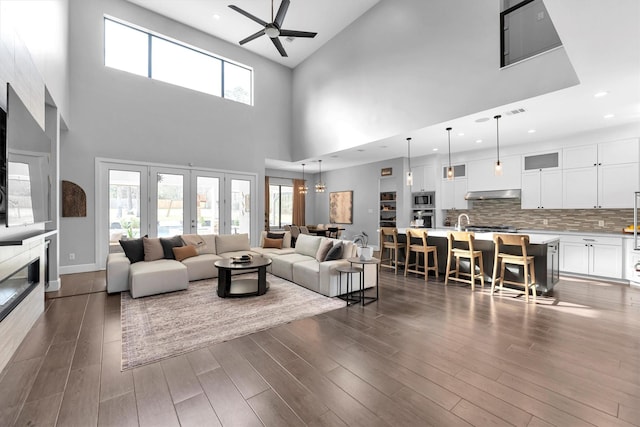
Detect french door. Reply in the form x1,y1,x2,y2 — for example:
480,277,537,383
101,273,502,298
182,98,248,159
97,160,256,268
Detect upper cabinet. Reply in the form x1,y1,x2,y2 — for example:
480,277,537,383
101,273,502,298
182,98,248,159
563,139,639,209
521,151,562,209
410,165,436,192
466,155,521,191
440,164,468,210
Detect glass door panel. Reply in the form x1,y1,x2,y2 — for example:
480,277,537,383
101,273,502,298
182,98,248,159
109,170,142,242
226,176,254,239
191,172,223,235
150,167,189,237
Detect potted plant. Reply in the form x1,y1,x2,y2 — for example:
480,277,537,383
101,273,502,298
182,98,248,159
353,231,373,260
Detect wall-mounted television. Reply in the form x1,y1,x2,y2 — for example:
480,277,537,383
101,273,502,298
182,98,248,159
0,83,52,227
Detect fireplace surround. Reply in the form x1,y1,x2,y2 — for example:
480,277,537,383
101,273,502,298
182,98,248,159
0,258,39,322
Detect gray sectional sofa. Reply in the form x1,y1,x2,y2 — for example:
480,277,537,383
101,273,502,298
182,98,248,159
107,231,375,298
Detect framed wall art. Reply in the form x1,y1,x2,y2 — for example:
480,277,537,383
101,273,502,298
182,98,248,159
329,191,353,224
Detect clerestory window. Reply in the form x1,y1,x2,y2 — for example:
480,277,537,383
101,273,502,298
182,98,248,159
104,17,252,105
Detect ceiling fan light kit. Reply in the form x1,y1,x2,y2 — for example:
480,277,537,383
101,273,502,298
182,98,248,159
229,0,317,57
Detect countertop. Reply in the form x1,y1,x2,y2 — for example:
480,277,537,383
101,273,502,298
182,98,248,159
398,228,560,245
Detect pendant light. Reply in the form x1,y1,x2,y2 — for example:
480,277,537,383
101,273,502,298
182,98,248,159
446,127,454,180
406,137,413,186
299,163,308,194
315,160,326,192
494,114,503,176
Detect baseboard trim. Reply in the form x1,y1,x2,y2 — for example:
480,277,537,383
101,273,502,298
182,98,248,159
59,263,100,275
45,278,61,292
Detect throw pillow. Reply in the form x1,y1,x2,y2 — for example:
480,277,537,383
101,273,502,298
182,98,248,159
173,245,198,261
160,235,184,259
263,237,283,249
294,234,322,257
181,234,207,254
315,239,333,262
324,242,344,261
143,237,164,261
119,237,145,263
267,232,285,240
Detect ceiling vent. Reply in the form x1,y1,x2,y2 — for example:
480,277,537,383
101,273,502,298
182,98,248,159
504,108,526,116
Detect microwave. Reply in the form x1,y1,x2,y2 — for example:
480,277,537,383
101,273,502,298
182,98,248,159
412,191,435,209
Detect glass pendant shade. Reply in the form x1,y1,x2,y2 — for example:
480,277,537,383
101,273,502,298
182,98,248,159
315,160,326,192
406,137,412,187
494,115,503,176
299,163,308,194
446,127,454,180
406,171,413,186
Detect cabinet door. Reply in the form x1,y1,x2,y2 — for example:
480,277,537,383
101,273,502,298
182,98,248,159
562,167,598,208
454,179,468,209
590,244,622,278
598,163,639,208
598,139,640,166
540,170,563,209
563,144,598,169
521,172,541,209
441,180,455,210
560,241,589,274
423,165,436,191
467,155,521,191
411,166,426,192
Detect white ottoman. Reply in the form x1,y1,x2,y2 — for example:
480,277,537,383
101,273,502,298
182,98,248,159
129,260,188,298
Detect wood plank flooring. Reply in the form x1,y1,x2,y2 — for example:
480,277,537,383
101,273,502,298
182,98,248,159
1,270,639,426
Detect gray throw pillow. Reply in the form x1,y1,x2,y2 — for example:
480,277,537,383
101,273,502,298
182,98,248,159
160,235,184,259
119,237,145,263
324,242,344,261
143,237,164,261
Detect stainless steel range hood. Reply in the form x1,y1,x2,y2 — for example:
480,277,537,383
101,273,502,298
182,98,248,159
464,189,521,200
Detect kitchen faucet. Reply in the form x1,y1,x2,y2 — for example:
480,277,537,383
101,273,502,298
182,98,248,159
456,213,470,231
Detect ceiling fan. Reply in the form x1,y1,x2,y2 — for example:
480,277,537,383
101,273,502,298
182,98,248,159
228,0,317,57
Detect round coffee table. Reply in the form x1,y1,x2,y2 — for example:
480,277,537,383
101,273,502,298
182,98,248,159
214,256,272,298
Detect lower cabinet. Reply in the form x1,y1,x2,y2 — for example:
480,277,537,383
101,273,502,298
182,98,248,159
560,235,623,279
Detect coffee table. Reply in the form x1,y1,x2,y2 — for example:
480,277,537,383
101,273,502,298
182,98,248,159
214,256,272,298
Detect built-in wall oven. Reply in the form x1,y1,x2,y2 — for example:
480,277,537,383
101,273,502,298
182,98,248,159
411,191,436,228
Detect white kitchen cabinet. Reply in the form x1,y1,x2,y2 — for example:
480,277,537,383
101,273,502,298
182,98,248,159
560,235,623,279
441,178,468,210
563,139,639,208
521,169,562,209
466,155,521,191
410,165,436,192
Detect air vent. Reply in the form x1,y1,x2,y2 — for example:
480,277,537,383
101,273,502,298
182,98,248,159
475,117,490,123
504,108,526,115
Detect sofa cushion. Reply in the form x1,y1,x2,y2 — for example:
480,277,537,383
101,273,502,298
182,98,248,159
315,238,333,262
173,245,198,261
295,234,322,257
181,253,221,281
129,259,188,298
199,234,217,254
120,237,145,263
216,233,250,254
324,241,344,261
270,253,312,281
263,237,283,249
292,260,320,292
143,237,164,262
160,235,184,259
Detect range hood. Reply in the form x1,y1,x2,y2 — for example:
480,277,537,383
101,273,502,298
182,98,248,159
464,189,521,200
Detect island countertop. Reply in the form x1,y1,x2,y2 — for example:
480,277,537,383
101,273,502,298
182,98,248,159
397,228,560,245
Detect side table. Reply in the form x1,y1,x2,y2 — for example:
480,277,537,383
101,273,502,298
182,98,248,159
346,257,380,305
336,265,363,306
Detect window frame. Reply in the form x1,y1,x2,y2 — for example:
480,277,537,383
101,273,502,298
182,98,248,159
104,16,253,105
269,183,294,229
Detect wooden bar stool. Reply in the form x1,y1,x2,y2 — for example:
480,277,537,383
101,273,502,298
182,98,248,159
404,228,438,282
445,231,485,290
491,234,537,303
379,227,406,275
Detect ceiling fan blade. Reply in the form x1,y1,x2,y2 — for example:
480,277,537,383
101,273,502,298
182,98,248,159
270,37,288,57
274,0,290,27
239,29,266,45
228,5,267,27
279,29,317,38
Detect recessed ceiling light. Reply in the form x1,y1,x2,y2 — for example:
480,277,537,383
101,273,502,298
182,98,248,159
475,139,483,143
432,148,439,152
212,14,220,20
458,132,465,137
604,113,615,119
357,149,365,152
594,91,608,98
528,129,536,133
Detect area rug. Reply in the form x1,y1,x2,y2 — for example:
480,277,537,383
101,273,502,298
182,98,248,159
120,273,344,370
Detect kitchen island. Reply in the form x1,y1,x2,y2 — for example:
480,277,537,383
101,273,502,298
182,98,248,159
396,228,560,294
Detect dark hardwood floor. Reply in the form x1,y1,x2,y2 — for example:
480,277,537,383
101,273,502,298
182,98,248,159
1,269,639,426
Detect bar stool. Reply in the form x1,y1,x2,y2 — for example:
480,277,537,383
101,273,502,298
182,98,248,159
491,234,537,303
379,227,406,275
445,231,485,290
404,228,438,282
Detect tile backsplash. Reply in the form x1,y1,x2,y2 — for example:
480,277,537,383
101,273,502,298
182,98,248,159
444,199,634,233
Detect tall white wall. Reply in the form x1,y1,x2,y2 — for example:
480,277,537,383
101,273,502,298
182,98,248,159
291,0,579,160
60,0,293,268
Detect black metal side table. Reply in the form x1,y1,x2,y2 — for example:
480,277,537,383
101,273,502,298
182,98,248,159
346,257,380,305
336,264,363,306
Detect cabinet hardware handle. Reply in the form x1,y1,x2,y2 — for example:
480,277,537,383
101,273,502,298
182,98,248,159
593,163,597,166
